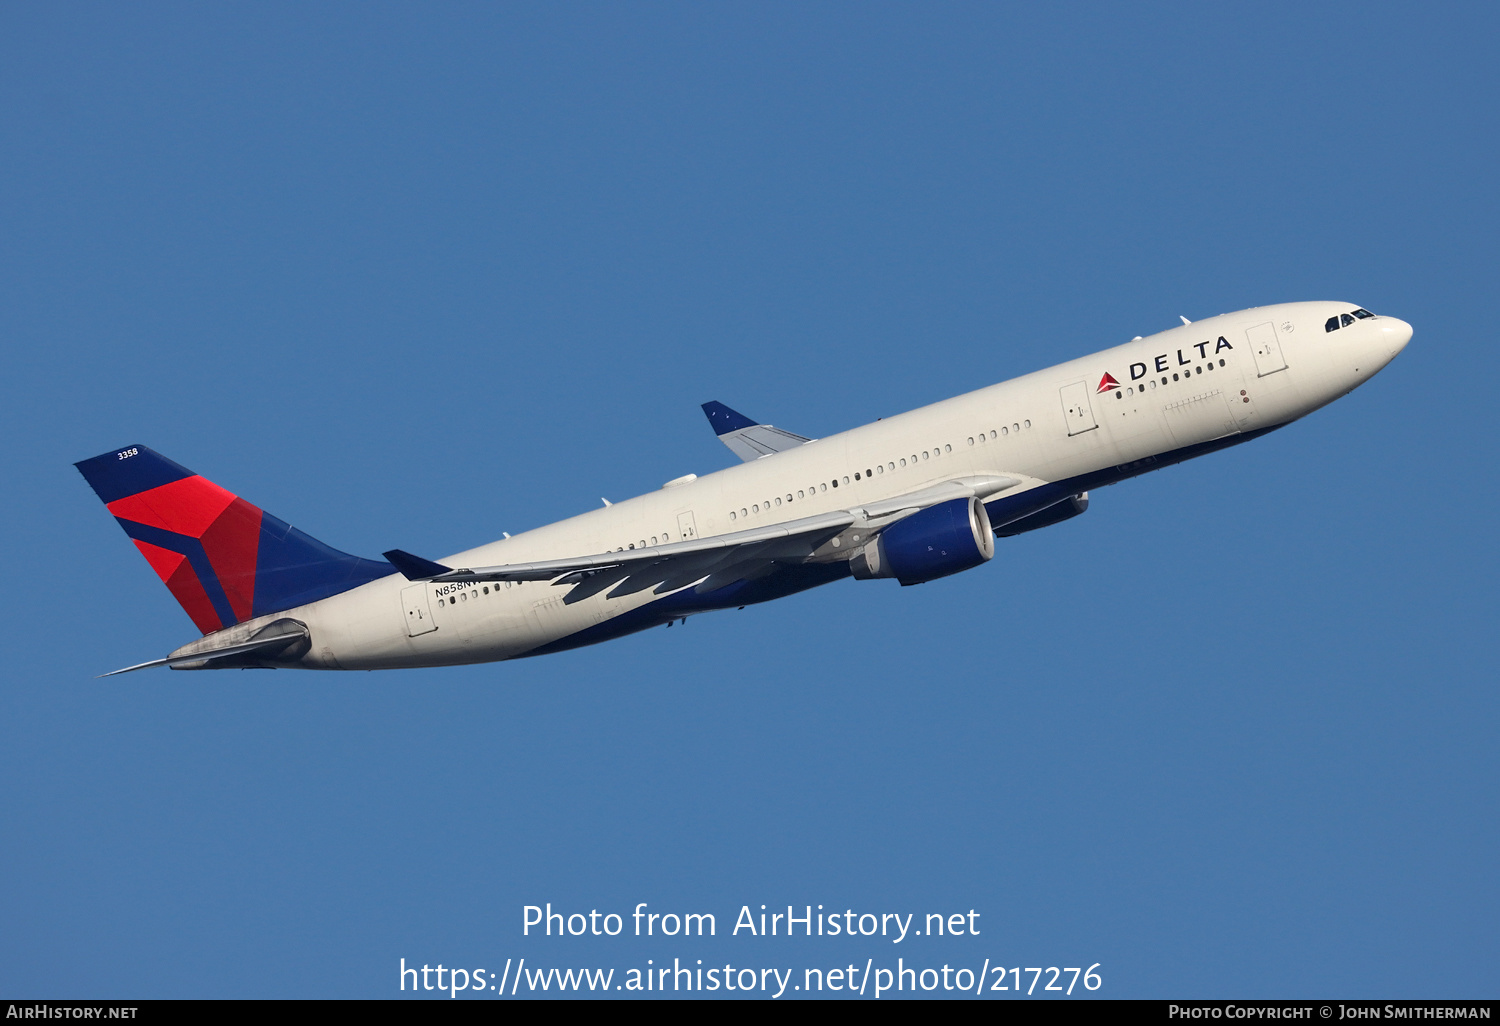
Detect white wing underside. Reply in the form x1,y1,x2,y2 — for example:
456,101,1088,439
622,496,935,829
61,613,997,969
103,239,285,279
718,423,813,462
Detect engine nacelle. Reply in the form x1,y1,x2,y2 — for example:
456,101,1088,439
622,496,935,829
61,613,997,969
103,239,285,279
850,497,995,585
993,492,1089,537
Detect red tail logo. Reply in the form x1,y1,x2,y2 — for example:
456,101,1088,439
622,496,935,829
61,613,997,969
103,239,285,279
76,445,393,636
1096,372,1120,393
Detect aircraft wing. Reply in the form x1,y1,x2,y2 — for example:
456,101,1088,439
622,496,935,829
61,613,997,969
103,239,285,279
384,475,1018,599
701,401,812,462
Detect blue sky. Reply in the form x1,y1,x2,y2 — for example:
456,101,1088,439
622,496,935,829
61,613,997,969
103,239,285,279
1,2,1495,999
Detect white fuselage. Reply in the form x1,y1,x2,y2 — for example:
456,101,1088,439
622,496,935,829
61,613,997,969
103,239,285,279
174,302,1410,670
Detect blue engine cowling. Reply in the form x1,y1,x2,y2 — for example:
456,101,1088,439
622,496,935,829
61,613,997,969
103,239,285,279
849,497,995,585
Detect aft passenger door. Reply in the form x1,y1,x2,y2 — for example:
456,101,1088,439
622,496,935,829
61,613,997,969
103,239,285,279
401,584,437,637
1059,381,1098,436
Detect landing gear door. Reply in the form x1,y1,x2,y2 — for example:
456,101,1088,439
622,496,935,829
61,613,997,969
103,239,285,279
1246,321,1288,377
1060,381,1098,436
401,583,438,637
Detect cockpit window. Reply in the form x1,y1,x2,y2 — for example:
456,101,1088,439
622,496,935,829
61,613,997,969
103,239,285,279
1327,308,1376,332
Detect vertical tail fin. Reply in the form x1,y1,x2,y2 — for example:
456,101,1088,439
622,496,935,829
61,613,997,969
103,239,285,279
76,445,393,634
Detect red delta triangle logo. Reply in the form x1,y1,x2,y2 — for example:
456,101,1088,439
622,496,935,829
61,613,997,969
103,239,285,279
1096,372,1121,394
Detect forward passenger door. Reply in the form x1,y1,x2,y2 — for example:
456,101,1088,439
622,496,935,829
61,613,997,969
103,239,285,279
1246,321,1288,376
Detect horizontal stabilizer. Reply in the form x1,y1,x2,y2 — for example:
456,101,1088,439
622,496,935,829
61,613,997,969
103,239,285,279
701,402,812,463
383,549,455,581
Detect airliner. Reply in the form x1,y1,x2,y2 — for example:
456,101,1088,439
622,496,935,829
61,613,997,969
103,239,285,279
77,302,1411,674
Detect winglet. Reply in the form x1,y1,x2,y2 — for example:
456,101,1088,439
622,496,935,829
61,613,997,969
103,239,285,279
700,402,812,462
382,549,455,581
701,401,758,436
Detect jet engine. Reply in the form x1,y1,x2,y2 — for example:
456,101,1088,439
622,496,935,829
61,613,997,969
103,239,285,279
850,497,995,585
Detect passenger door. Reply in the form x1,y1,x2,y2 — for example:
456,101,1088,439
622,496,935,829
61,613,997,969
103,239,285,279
1059,381,1098,436
401,584,437,637
1246,321,1288,377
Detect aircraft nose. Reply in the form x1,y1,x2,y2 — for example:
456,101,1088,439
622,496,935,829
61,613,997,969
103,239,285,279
1380,316,1413,358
